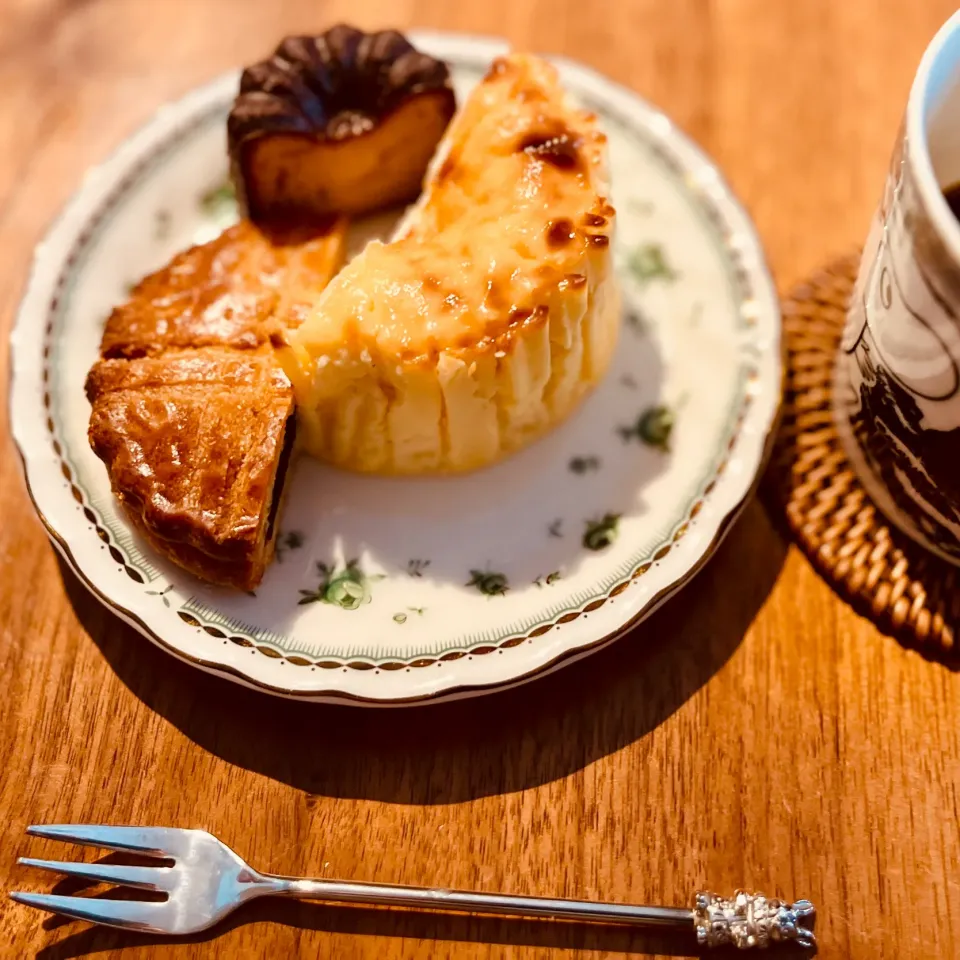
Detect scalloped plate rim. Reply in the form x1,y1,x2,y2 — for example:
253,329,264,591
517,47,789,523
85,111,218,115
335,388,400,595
9,31,781,705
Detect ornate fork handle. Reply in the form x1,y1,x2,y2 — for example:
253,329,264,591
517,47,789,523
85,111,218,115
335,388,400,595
693,891,817,949
263,877,816,949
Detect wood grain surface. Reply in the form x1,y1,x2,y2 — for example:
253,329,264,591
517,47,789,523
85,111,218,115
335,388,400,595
1,1,959,957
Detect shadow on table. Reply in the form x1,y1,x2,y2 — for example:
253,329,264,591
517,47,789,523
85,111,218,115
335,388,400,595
58,496,787,804
35,895,817,960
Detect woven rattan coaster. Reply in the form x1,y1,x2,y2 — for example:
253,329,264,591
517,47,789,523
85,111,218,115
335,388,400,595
767,254,960,657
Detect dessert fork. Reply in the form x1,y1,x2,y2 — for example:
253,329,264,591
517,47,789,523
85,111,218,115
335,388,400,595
11,825,816,950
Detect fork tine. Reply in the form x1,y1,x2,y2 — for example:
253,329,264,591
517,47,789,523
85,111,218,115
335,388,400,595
9,892,168,932
17,858,173,892
26,825,178,857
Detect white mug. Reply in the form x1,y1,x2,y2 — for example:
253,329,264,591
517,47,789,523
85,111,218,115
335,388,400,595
837,9,960,564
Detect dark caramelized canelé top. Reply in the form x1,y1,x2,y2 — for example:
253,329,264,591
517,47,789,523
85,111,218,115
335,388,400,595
227,25,457,223
228,26,455,154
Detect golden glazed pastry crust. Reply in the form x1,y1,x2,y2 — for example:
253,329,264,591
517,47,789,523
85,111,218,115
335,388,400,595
85,219,346,591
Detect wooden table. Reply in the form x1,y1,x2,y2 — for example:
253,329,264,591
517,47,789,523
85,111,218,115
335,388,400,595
1,1,958,957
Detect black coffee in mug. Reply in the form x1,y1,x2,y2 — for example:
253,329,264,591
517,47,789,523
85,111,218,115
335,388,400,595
944,183,960,220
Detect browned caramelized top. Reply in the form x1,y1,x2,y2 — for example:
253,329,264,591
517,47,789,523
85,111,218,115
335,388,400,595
228,26,454,156
289,54,614,364
101,220,345,358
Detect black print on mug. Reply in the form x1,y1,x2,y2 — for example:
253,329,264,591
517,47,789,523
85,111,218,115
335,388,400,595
864,237,959,402
846,204,960,558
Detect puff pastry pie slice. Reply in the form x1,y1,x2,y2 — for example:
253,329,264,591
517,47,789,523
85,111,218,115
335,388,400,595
87,347,297,590
86,219,346,590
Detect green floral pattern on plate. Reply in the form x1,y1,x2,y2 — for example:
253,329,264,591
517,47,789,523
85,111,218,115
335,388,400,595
467,570,509,597
627,242,678,284
146,584,174,607
298,560,385,610
534,571,563,588
583,514,621,551
619,406,675,451
407,559,430,577
569,456,600,474
393,607,426,624
275,531,305,562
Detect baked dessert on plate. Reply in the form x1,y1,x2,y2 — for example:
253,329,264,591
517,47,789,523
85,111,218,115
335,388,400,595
84,28,622,589
283,54,620,474
85,220,345,591
86,27,458,589
10,29,781,703
229,26,457,223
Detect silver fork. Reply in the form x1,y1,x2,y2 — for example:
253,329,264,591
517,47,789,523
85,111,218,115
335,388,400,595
11,825,816,950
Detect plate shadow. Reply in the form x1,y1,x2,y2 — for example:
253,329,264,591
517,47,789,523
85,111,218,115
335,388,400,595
57,495,787,804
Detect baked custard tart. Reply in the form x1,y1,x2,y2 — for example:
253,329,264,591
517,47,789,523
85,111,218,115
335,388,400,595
281,54,620,474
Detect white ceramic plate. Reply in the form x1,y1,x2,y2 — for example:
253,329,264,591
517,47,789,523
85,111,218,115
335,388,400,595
10,32,780,705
